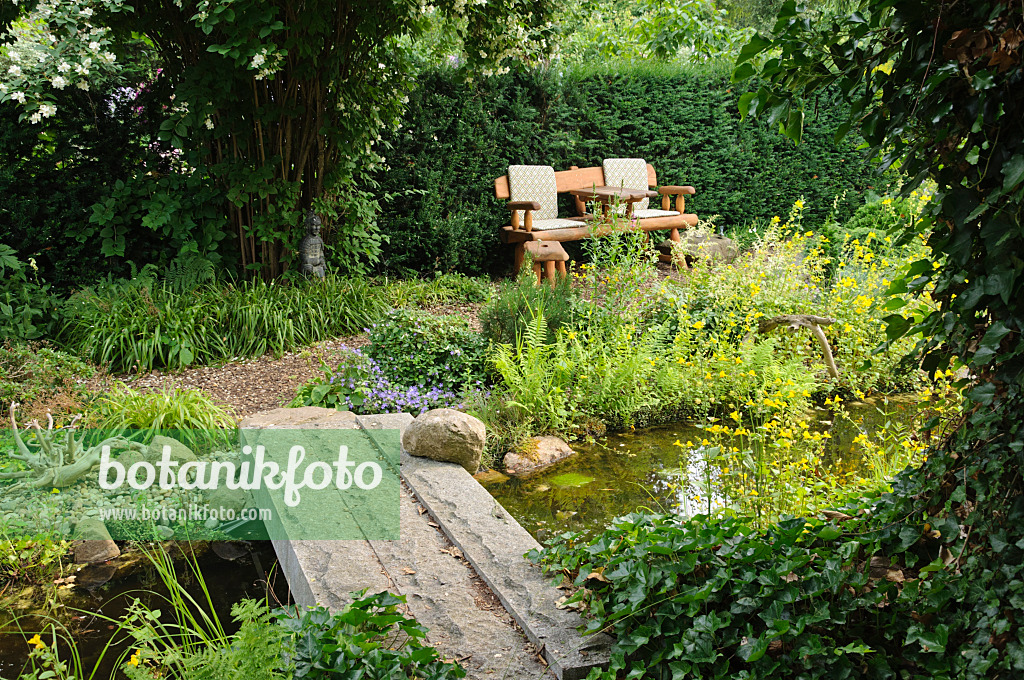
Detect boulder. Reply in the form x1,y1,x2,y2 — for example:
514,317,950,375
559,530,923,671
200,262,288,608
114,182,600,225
503,436,576,476
146,435,198,466
73,518,120,563
116,449,147,468
402,408,485,474
239,406,360,430
660,234,739,264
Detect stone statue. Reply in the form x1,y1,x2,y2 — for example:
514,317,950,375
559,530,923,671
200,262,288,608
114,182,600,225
299,210,326,278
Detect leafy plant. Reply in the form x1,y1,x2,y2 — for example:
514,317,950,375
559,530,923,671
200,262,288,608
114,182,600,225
379,272,491,308
366,309,488,392
479,268,578,346
274,591,466,680
0,245,60,342
0,526,71,589
291,349,475,416
0,342,95,421
86,383,237,452
59,274,388,372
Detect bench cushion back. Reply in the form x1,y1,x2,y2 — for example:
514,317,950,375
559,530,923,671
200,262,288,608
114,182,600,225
508,165,559,222
603,158,651,210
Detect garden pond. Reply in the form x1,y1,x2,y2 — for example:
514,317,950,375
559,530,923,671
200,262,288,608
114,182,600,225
0,541,284,679
483,397,925,542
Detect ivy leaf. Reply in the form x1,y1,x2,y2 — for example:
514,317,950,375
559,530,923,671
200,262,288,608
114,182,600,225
1003,154,1024,191
737,634,769,662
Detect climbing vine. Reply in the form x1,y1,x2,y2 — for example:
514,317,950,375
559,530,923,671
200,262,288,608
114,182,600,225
537,2,1024,678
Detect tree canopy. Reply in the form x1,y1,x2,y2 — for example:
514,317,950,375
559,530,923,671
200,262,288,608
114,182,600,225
1,0,560,276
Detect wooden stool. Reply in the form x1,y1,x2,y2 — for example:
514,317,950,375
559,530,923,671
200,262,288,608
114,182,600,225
524,241,569,286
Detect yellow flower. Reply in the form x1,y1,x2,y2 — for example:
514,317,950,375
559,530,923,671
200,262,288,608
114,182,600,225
50,488,60,494
28,634,44,650
129,650,142,667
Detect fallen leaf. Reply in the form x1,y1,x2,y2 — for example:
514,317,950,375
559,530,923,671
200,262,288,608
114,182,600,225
586,567,610,583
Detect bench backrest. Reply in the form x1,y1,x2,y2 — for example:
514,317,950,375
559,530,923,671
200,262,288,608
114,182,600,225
494,163,659,200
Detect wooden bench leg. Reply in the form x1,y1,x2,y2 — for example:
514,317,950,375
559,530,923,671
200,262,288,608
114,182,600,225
556,261,567,277
533,262,543,284
544,261,556,287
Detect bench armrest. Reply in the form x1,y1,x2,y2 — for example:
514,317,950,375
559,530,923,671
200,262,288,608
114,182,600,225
507,201,542,211
508,201,541,232
659,185,696,213
658,186,696,195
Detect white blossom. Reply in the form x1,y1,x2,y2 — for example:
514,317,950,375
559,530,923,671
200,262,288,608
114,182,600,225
80,7,93,16
8,65,21,76
89,41,101,50
251,53,266,68
76,81,89,91
39,103,57,118
57,61,71,73
29,111,42,123
203,117,213,129
12,91,26,103
52,75,68,89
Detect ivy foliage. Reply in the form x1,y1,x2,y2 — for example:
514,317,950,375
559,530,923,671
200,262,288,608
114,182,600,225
536,3,1024,678
375,63,892,276
736,0,1024,391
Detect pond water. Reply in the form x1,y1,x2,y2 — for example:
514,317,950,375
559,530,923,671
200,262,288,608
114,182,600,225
0,541,285,679
483,398,922,543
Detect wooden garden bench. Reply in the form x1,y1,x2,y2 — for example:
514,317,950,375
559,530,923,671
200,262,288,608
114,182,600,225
493,160,699,272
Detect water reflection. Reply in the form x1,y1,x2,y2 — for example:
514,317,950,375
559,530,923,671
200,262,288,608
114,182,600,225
483,399,922,542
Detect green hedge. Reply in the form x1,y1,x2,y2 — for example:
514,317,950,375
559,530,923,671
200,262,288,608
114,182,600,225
375,62,893,276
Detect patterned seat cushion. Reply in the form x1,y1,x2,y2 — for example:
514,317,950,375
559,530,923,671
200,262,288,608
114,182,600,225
603,158,651,211
531,218,585,231
508,165,558,224
632,208,680,219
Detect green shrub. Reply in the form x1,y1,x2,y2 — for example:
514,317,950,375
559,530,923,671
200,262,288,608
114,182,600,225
379,272,491,308
291,349,474,416
374,62,895,276
59,274,387,372
479,270,578,346
0,246,61,342
841,194,920,250
366,309,488,391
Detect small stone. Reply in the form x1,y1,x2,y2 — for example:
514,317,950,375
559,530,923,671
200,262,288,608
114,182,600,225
154,525,175,540
503,436,576,476
473,469,510,485
402,409,485,475
205,486,249,516
204,517,220,530
73,518,120,563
